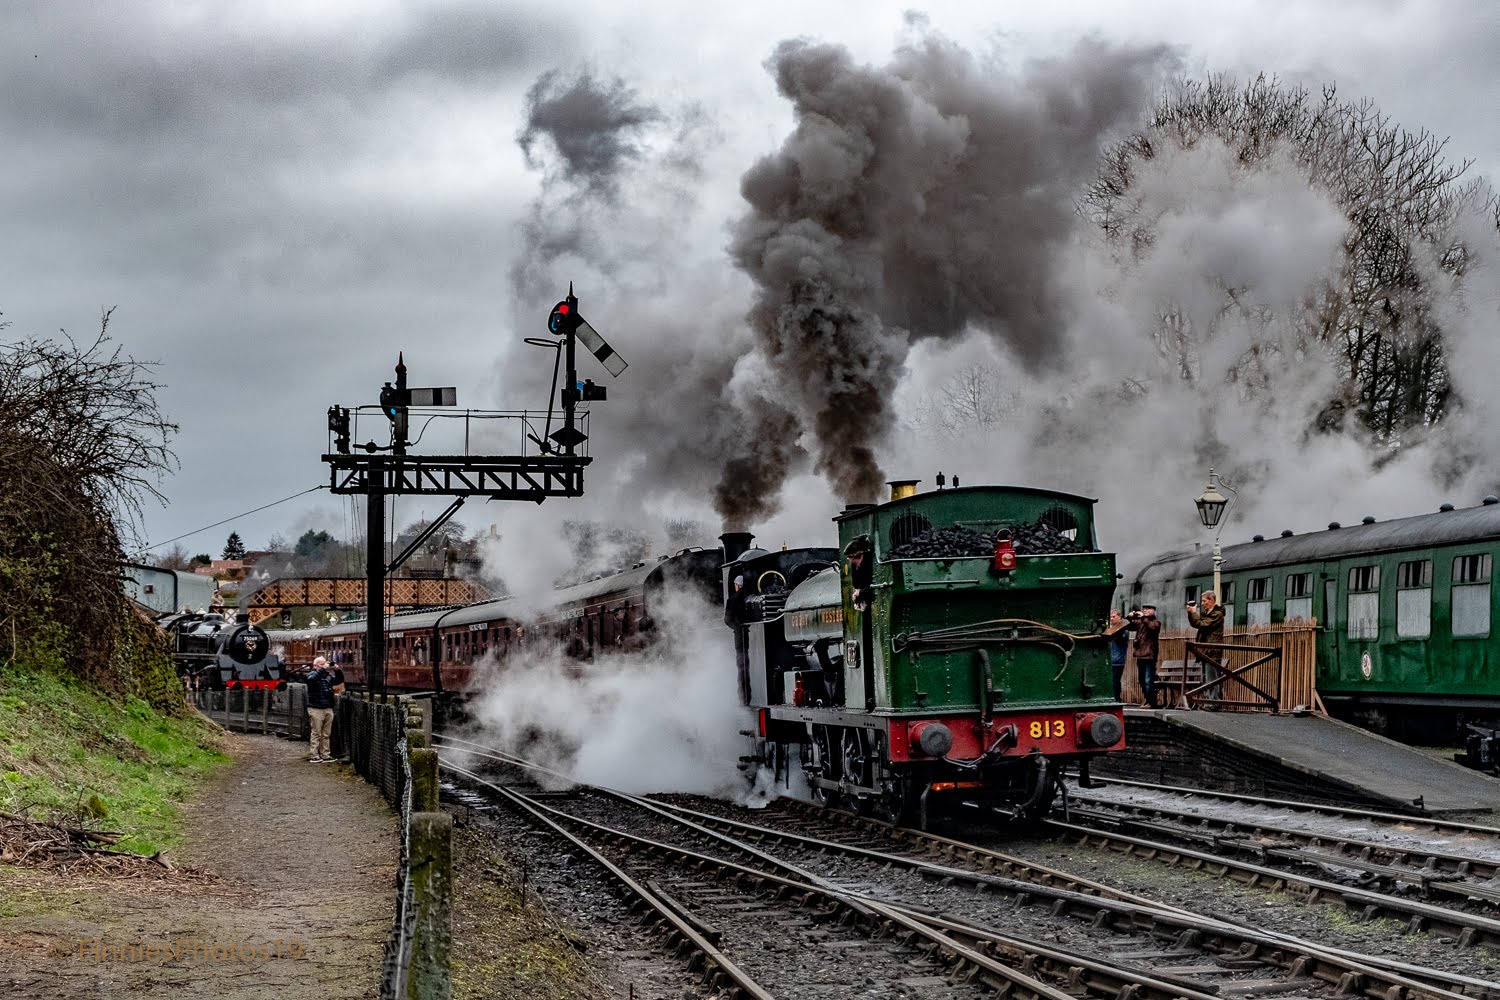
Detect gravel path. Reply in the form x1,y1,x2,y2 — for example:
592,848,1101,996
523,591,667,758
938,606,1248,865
0,732,397,1000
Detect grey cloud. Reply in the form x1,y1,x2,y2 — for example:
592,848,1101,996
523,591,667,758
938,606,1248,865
0,2,555,142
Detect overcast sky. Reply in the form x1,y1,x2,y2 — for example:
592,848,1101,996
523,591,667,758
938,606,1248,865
4,0,1497,562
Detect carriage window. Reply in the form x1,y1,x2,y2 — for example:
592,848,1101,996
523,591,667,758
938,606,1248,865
1346,565,1379,640
1396,559,1431,639
1285,572,1313,621
1453,553,1492,638
1246,577,1271,627
1216,581,1235,627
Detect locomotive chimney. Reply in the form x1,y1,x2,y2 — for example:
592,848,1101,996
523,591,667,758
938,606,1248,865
888,479,920,502
719,531,755,565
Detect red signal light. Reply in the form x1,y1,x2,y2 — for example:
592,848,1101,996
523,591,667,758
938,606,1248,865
547,300,577,335
993,536,1017,572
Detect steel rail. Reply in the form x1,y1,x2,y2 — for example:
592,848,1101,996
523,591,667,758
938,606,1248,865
443,763,775,1000
652,795,1494,1000
503,786,1200,1000
1046,813,1500,950
436,738,1487,1000
767,796,1500,1000
440,749,1115,1000
1067,793,1500,901
1089,776,1500,834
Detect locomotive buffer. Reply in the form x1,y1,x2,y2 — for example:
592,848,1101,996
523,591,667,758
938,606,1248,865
322,288,625,692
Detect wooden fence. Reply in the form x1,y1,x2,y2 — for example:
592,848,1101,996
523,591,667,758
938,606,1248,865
1119,621,1320,714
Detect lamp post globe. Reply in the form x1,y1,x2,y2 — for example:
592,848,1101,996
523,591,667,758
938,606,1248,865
1194,469,1237,602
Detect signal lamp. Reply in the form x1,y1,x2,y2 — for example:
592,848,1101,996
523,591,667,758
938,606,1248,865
548,300,577,335
992,534,1017,572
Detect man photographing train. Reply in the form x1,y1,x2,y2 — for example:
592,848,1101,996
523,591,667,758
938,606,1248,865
1188,591,1226,702
302,655,345,763
1187,591,1225,643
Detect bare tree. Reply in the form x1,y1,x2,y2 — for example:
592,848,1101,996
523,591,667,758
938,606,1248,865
0,311,178,693
909,364,1018,442
662,517,706,549
1083,75,1490,440
155,544,195,571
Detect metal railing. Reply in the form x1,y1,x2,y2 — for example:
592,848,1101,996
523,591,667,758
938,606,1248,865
188,685,308,739
336,693,446,1000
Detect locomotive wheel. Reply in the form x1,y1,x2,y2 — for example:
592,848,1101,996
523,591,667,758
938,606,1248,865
862,732,915,824
763,739,782,785
806,726,841,808
841,730,872,815
878,773,921,827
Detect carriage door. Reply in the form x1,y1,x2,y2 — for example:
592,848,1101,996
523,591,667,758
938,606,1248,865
1321,565,1340,679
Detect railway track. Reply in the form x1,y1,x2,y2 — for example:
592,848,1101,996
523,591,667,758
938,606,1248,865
436,733,1497,1000
1081,777,1500,837
1044,780,1500,949
445,761,1061,999
660,791,1500,1000
1061,791,1500,906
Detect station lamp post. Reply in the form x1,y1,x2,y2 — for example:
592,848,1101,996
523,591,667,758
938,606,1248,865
1194,468,1238,601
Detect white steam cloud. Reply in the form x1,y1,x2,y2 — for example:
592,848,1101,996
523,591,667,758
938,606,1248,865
463,585,754,795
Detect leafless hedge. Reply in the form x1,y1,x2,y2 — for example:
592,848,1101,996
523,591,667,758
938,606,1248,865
0,310,178,690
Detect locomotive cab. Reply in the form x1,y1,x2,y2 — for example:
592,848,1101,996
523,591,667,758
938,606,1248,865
720,536,839,708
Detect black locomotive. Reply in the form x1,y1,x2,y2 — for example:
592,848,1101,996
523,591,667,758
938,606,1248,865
160,611,284,690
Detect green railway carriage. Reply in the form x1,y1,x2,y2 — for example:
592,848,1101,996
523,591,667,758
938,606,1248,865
1120,497,1500,745
732,483,1127,824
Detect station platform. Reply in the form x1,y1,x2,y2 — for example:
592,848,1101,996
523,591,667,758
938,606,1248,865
1095,709,1500,817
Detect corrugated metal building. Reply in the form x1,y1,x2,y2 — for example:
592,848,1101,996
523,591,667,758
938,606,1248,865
123,563,218,615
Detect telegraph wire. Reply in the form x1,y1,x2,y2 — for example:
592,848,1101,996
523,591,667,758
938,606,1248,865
142,485,327,552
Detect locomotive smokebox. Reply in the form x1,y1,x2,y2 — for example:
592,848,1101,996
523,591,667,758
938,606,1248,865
888,479,920,502
720,531,756,565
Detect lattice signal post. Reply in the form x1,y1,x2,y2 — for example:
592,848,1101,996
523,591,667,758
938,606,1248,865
322,289,625,692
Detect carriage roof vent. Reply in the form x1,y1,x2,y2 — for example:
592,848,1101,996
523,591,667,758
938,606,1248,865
1252,534,1264,542
1328,522,1341,530
1485,496,1499,506
1439,502,1455,512
1361,516,1376,525
1281,529,1294,537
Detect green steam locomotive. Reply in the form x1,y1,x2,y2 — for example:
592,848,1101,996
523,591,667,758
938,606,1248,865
726,481,1126,825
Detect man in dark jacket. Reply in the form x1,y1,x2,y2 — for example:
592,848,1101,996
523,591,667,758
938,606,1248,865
1188,591,1227,702
1128,606,1163,708
303,656,344,763
1187,591,1225,644
1104,609,1130,701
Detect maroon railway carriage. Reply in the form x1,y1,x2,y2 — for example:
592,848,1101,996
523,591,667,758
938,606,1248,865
265,546,725,692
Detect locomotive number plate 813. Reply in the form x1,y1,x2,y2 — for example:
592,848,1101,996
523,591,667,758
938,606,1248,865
1028,719,1067,739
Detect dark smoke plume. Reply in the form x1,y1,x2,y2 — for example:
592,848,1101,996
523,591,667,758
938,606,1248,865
517,69,661,199
510,68,664,296
719,34,1171,516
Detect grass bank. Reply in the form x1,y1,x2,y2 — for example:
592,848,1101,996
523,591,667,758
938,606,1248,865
0,661,227,856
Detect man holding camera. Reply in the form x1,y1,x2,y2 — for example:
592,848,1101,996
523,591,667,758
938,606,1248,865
1188,592,1226,702
1104,609,1131,701
1187,592,1225,643
1127,606,1162,708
